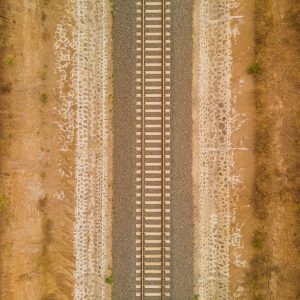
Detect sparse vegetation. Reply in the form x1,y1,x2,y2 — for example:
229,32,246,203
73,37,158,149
249,0,300,298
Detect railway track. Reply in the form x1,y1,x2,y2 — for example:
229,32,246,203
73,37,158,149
135,0,171,298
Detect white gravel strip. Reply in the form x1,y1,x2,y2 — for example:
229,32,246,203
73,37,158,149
55,0,110,298
197,0,238,299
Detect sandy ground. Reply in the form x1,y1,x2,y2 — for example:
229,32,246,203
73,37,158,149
0,0,75,298
0,0,114,298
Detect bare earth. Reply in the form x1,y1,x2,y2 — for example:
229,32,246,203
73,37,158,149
0,0,75,298
249,0,300,298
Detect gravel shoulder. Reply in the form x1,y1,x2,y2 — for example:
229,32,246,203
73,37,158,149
170,0,194,299
112,0,137,298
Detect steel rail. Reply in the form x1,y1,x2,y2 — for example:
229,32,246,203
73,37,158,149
161,0,166,298
140,1,167,298
141,0,146,299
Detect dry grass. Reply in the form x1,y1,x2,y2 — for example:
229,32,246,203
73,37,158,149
288,2,300,32
37,196,55,297
245,253,275,300
249,0,300,297
251,0,274,221
254,0,273,50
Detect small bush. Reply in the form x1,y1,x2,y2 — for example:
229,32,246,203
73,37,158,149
0,195,9,213
40,92,48,104
105,275,112,284
4,54,15,66
248,63,262,75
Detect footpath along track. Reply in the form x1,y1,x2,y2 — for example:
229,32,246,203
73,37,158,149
135,0,171,298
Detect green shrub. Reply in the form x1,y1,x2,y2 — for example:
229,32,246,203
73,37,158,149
4,54,15,66
0,195,9,213
248,63,262,75
105,275,112,284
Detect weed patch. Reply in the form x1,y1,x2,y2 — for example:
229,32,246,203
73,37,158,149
4,54,15,66
105,275,112,284
248,63,262,75
40,92,48,104
252,230,266,250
